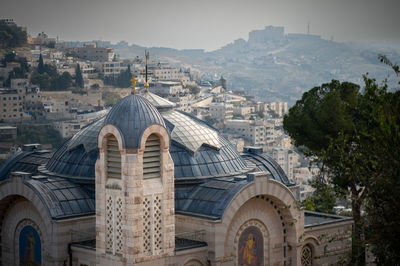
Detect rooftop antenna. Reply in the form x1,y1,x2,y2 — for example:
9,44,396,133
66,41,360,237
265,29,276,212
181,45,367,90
144,50,149,89
307,22,310,35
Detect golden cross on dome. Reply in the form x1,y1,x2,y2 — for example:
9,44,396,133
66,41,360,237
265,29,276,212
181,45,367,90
130,74,138,94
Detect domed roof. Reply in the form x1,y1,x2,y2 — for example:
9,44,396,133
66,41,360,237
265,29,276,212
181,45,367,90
41,100,290,185
104,94,166,149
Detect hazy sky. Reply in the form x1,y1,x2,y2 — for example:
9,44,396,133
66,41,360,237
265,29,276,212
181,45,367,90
1,0,400,51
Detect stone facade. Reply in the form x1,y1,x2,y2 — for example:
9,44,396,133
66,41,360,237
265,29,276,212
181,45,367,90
96,123,175,265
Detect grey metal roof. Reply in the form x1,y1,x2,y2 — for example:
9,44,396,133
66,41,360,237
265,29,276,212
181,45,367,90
104,94,166,149
138,89,176,110
175,178,250,220
67,117,105,152
304,211,352,227
26,176,95,219
241,152,292,185
43,110,251,181
0,150,53,180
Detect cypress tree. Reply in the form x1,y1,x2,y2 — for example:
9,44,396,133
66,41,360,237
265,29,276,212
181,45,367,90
38,54,45,74
75,63,83,88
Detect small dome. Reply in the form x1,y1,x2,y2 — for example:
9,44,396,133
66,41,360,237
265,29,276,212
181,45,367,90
104,95,166,149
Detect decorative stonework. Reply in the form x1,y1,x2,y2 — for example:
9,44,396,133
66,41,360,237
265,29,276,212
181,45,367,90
301,245,312,266
142,194,163,255
105,194,124,255
143,196,152,255
105,195,113,253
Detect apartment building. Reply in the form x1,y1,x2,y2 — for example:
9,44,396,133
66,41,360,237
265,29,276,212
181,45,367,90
0,79,42,122
73,44,114,61
271,148,300,180
266,102,288,117
225,119,265,146
208,102,234,121
95,61,127,77
233,105,256,119
167,93,192,113
148,81,183,97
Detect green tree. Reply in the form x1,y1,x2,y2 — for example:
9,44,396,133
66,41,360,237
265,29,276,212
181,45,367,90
0,21,27,48
38,54,45,74
116,65,132,88
283,80,364,264
51,71,73,91
31,72,52,91
1,51,16,66
102,91,121,107
16,125,64,149
75,63,84,88
302,177,337,214
284,74,400,265
220,76,227,89
187,84,200,95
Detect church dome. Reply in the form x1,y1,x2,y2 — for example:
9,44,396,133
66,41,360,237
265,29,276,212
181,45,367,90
39,96,290,186
104,94,166,149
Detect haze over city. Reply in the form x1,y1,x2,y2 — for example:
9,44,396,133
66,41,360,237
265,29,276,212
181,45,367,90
2,0,400,50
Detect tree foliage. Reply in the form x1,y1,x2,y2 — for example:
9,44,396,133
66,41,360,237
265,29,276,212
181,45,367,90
303,177,337,214
284,73,400,265
102,65,132,88
16,125,64,150
38,54,45,74
102,91,121,107
31,59,72,91
75,63,84,88
0,21,27,48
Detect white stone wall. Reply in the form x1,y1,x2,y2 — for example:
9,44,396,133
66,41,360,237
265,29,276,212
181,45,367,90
96,123,175,265
302,221,353,265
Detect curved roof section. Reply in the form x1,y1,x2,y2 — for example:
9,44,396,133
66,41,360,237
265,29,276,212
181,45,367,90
45,140,99,180
163,111,221,153
170,133,248,180
26,176,95,219
241,152,292,185
138,89,176,110
0,150,52,180
104,94,166,149
175,178,250,219
67,117,105,152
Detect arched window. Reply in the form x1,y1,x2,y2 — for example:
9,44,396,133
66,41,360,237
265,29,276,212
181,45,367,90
301,244,313,266
104,135,123,255
106,135,121,179
143,134,161,179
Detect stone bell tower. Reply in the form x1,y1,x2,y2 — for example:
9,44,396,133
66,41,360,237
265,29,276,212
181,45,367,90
95,94,175,265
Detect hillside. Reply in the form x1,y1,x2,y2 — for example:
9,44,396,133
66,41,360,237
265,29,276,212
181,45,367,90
114,29,400,103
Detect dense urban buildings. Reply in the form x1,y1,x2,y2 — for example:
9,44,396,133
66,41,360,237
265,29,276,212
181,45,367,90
0,19,357,266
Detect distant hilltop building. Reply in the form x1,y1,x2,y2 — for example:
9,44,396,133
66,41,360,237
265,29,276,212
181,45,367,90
223,26,321,50
27,31,56,46
248,26,285,45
